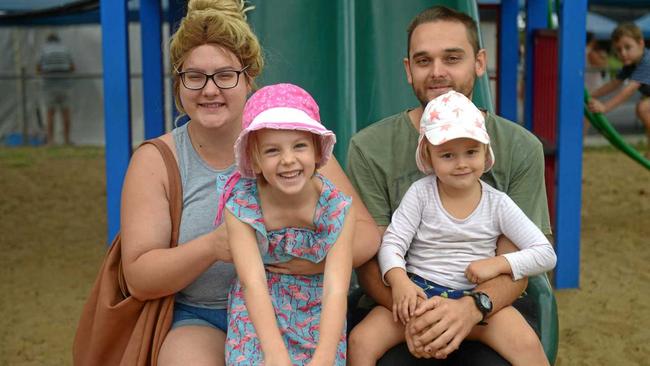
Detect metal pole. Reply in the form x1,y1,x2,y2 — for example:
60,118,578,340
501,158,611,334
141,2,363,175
100,0,132,241
20,67,28,145
140,0,165,139
524,0,549,130
498,0,519,122
555,0,587,289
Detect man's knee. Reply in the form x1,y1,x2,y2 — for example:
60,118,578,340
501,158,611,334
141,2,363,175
509,325,544,354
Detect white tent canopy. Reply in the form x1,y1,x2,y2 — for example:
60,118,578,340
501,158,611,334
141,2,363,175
0,24,173,146
587,12,617,40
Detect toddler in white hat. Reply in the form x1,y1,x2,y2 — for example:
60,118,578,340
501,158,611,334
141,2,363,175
349,91,556,366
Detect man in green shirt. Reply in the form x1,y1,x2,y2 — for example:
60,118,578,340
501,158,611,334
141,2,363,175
347,5,551,365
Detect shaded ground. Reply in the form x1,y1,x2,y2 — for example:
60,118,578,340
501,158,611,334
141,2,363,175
0,145,648,365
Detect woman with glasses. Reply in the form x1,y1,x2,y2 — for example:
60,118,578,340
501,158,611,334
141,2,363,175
119,1,380,365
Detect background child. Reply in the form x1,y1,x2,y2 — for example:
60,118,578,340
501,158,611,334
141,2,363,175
216,83,354,365
588,23,650,158
348,91,556,366
584,31,610,136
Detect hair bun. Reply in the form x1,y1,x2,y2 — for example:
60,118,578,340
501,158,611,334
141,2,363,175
187,0,251,20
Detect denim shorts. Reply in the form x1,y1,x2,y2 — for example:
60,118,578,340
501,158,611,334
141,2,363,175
172,302,228,332
408,273,471,299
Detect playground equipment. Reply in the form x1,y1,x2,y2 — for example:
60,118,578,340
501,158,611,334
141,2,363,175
584,89,650,170
112,0,559,363
4,0,562,363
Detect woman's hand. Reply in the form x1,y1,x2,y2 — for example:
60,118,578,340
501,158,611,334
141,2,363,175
210,224,232,263
266,258,325,275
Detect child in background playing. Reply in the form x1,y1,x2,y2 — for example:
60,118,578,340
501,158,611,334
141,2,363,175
588,23,650,158
584,31,609,136
216,83,354,365
348,91,556,366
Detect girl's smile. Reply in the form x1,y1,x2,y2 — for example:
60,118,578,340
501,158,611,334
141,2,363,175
253,129,318,198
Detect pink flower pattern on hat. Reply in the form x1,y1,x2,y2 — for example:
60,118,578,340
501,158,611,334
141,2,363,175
242,83,320,130
234,83,336,178
415,90,495,174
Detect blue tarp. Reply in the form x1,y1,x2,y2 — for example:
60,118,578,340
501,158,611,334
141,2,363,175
0,0,74,13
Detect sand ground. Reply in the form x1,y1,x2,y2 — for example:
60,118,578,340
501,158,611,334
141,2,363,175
0,146,648,365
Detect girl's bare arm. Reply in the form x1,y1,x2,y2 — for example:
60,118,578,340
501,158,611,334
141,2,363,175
226,210,291,363
312,209,354,364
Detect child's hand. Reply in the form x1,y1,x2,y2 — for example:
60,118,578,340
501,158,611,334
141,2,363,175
588,99,606,114
265,351,293,366
392,279,427,325
465,256,510,284
306,356,334,366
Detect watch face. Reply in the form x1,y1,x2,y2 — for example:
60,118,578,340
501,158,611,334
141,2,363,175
479,296,492,309
479,295,491,309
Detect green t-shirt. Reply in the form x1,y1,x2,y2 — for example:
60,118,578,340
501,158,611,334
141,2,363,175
346,110,552,235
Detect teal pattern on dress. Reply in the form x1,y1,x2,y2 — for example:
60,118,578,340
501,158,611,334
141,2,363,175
224,174,351,365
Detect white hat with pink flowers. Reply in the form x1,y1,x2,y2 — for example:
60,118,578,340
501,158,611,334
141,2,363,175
415,90,495,174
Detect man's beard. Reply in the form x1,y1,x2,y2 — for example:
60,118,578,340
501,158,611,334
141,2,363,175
414,77,476,108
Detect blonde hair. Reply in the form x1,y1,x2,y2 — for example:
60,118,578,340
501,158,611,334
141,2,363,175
611,22,643,44
419,140,433,173
169,0,264,117
247,131,264,182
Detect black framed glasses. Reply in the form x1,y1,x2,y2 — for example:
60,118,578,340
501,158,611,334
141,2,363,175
178,65,249,90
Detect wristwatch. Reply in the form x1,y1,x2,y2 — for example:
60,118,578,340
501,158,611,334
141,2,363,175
467,291,492,325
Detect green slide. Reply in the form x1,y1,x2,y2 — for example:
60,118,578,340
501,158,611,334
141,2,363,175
584,89,650,170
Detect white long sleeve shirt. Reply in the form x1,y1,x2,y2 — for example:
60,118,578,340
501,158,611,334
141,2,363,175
378,176,556,290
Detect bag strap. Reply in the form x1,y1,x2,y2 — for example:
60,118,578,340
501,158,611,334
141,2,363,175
140,138,183,248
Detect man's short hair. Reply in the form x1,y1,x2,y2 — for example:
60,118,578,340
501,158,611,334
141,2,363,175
406,6,480,57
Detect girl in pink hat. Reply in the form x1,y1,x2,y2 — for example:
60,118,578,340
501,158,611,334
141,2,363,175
119,2,379,364
349,91,556,366
217,83,354,365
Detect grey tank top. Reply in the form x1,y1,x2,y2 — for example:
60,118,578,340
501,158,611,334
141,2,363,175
172,123,236,309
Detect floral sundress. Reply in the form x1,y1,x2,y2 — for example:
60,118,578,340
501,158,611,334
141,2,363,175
224,174,351,365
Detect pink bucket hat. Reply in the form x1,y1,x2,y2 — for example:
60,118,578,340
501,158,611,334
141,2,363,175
415,90,495,174
234,83,336,178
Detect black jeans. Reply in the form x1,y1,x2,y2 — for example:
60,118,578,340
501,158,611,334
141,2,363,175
348,293,539,366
